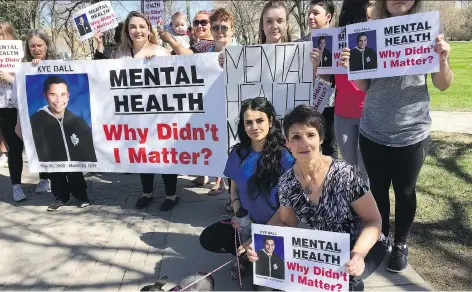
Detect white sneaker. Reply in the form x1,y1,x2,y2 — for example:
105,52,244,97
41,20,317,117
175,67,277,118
13,184,26,202
0,154,7,168
35,179,51,193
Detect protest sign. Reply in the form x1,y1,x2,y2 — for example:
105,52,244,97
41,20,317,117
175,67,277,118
224,42,313,147
143,0,165,25
312,27,347,75
0,40,24,73
252,224,350,291
346,11,440,80
312,77,334,113
72,1,118,41
16,54,227,176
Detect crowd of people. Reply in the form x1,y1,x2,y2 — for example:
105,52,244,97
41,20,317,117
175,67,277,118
0,0,453,291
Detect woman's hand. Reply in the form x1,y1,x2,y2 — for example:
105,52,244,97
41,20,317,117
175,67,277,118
236,237,252,256
435,34,450,63
339,48,350,69
94,31,103,44
311,48,320,68
31,59,41,65
345,252,365,277
218,51,225,69
158,30,174,44
246,246,259,262
144,54,156,59
0,72,14,83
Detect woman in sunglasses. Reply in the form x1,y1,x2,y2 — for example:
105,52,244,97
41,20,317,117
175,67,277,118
159,10,215,55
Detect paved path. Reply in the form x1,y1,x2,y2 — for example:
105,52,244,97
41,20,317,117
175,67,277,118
0,164,432,291
431,111,472,134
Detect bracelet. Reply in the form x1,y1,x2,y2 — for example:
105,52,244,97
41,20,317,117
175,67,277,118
231,198,240,205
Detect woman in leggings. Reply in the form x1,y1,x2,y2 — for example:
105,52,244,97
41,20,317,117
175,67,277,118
340,0,453,273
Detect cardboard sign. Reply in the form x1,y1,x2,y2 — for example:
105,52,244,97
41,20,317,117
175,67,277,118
72,1,118,41
346,11,440,80
0,40,24,73
143,0,165,25
312,77,334,113
224,42,313,148
16,54,227,175
252,224,350,291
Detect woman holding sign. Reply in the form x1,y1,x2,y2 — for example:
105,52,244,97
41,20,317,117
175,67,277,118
114,11,179,212
0,21,27,202
339,0,453,274
199,97,294,289
246,105,387,291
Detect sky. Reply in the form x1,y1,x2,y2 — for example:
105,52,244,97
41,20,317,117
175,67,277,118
113,0,216,23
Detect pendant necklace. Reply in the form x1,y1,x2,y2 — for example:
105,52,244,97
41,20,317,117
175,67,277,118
299,163,322,195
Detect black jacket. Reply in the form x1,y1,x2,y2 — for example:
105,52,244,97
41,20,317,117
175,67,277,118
255,250,285,279
319,48,332,67
77,23,92,36
30,107,97,162
350,47,377,71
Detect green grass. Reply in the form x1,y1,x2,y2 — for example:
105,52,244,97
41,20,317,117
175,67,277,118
428,42,472,111
392,132,472,290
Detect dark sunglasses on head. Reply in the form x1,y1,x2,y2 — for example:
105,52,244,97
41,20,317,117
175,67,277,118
193,19,209,27
211,25,229,33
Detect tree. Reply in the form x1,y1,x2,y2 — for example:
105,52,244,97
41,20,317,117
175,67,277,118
0,0,42,39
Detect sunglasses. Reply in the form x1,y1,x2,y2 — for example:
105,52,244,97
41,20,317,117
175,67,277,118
211,25,229,33
193,19,209,27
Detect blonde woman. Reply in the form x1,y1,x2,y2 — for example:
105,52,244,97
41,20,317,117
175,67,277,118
340,0,453,273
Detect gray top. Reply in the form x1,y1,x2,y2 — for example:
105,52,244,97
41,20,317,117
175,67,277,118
359,74,431,147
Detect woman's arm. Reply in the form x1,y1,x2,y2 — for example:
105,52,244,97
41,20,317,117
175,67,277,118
432,34,453,91
158,30,193,55
268,207,298,227
350,191,382,258
0,72,15,84
353,79,370,92
230,180,241,213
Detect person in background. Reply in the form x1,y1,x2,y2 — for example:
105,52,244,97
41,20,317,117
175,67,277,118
199,97,294,290
245,105,387,291
114,11,179,212
0,21,26,201
340,0,453,273
258,0,291,44
93,22,124,59
333,0,375,184
165,12,190,49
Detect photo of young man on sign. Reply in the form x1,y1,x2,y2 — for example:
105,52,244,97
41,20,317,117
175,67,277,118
349,30,378,71
313,35,333,67
254,234,285,280
75,14,92,36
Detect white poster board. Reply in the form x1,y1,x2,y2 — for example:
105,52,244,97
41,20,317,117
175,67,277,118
224,42,313,147
312,77,334,113
252,224,350,291
143,0,165,25
16,54,227,176
312,27,347,75
72,1,118,41
346,11,440,80
0,40,24,73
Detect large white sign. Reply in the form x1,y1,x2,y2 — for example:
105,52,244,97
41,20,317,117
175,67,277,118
72,1,118,41
224,42,313,147
346,11,440,80
16,54,227,176
252,224,350,291
0,40,24,73
143,0,165,25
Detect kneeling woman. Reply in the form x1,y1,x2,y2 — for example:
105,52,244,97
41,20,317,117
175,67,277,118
247,105,386,291
199,97,294,279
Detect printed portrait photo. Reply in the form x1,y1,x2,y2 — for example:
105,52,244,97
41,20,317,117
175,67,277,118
312,35,333,67
26,74,97,163
348,30,378,71
254,234,285,280
74,13,92,36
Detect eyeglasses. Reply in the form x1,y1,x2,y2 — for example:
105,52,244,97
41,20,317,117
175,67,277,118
193,19,209,27
211,25,229,33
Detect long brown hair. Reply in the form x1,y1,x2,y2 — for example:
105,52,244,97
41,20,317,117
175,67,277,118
24,29,58,61
118,11,157,54
372,0,424,19
0,21,18,40
258,1,292,44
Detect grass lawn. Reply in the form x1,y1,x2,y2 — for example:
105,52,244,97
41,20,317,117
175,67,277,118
390,132,472,290
429,42,472,111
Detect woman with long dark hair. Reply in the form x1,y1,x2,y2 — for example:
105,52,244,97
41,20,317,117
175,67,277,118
199,97,294,284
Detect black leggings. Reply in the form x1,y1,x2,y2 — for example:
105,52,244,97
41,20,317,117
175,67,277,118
359,134,430,244
0,108,24,185
140,173,178,196
322,106,338,159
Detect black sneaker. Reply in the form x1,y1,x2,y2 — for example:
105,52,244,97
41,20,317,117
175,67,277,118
160,197,180,211
78,200,91,208
135,195,153,209
47,199,71,212
349,279,364,291
387,243,408,273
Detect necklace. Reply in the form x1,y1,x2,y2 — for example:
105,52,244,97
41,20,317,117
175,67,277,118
299,163,322,195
